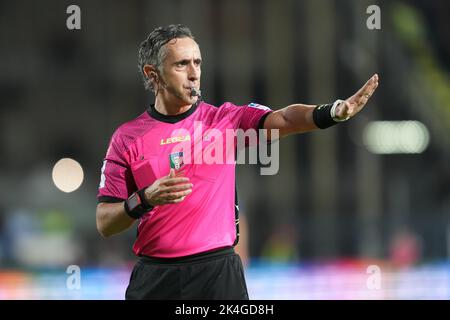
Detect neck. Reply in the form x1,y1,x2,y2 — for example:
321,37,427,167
154,95,192,116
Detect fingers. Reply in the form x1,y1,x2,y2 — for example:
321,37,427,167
365,74,379,99
357,74,379,102
347,74,379,112
174,170,186,177
164,183,193,192
163,176,190,186
165,197,187,204
160,188,192,201
151,179,193,204
169,168,186,178
145,170,193,206
169,189,192,199
156,183,192,196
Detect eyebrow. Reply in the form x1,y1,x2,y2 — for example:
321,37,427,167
174,58,202,65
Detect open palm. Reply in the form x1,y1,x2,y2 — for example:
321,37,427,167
334,74,379,120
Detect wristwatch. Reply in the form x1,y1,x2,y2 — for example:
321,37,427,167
124,189,154,219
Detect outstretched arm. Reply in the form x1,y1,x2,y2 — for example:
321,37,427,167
263,74,379,138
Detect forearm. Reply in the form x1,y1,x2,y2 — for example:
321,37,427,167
96,202,136,237
265,74,379,139
268,104,318,138
96,171,192,238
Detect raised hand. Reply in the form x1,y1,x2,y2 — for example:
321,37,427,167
334,74,379,120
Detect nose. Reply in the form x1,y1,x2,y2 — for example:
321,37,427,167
188,63,200,82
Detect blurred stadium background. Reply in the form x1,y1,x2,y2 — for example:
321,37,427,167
0,0,449,299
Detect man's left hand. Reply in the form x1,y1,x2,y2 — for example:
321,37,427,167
334,74,379,120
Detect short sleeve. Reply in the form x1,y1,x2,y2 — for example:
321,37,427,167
222,102,272,131
97,131,136,203
221,102,273,148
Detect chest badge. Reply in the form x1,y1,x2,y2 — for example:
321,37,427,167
169,151,184,170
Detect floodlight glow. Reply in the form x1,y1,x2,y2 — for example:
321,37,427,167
52,158,84,192
363,121,429,154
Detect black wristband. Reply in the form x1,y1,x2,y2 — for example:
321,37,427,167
124,189,154,220
124,200,145,219
312,103,337,129
137,188,153,209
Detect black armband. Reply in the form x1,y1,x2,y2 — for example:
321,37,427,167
313,99,347,129
124,188,154,219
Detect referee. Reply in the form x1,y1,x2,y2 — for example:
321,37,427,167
96,24,379,300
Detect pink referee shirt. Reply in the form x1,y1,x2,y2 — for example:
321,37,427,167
97,101,272,258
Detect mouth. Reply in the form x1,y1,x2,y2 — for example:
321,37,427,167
186,87,201,97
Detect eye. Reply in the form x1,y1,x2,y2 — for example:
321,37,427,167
176,61,189,67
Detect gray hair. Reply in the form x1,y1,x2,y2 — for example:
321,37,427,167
138,24,194,92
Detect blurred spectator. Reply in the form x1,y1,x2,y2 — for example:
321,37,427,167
5,207,81,268
389,227,422,268
262,223,299,263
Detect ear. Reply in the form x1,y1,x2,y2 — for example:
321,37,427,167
143,65,160,93
143,65,158,80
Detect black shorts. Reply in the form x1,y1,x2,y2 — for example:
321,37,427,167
125,247,249,300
